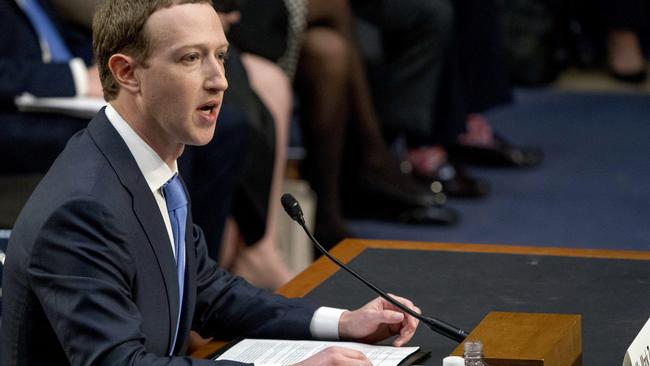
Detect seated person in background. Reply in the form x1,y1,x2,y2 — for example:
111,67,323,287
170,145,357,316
1,1,421,364
0,0,103,174
352,0,543,199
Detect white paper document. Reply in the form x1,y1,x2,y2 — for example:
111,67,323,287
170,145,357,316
214,339,420,366
622,316,650,366
15,93,106,119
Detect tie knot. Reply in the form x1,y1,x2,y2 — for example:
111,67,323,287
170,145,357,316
162,175,187,212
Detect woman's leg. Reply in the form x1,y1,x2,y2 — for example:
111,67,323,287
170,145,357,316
230,53,293,289
305,0,388,170
295,27,351,247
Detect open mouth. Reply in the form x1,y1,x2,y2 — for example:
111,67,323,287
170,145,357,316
198,102,217,114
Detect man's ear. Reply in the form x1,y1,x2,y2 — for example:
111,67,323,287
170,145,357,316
108,54,140,94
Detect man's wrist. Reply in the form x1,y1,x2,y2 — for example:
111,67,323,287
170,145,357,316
338,310,353,340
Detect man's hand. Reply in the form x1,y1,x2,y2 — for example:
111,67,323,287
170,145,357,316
338,295,421,347
292,346,372,366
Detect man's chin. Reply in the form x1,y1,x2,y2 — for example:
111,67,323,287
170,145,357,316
188,130,216,147
187,139,213,147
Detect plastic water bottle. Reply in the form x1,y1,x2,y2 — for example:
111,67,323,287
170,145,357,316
463,341,487,366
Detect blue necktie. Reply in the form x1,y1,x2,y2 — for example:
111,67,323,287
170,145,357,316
18,0,73,62
162,174,187,355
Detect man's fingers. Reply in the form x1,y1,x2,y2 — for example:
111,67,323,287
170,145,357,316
382,295,420,347
385,295,420,326
384,295,419,325
401,314,419,336
392,328,416,347
377,309,404,324
386,294,415,311
394,309,419,347
403,306,420,329
318,347,372,365
337,347,368,360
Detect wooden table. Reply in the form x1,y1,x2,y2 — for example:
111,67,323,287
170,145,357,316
192,239,650,363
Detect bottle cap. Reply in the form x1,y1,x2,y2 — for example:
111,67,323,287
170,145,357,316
464,340,483,354
442,356,464,366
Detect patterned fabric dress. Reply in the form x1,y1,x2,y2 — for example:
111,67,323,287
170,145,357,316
277,0,308,80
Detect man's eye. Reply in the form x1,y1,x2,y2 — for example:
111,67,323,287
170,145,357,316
218,50,230,63
182,53,200,63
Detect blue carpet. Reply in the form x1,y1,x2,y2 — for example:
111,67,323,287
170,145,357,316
350,90,650,250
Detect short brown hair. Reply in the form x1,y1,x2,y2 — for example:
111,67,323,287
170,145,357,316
93,0,212,100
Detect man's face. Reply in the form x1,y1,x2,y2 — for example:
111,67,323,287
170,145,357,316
134,3,228,149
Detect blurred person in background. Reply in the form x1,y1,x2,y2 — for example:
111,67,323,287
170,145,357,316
352,0,543,201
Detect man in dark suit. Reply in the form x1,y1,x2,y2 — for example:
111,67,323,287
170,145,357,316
1,1,421,364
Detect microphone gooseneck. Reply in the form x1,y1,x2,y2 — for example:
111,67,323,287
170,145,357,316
280,193,468,343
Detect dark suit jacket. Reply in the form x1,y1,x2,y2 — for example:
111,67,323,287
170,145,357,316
1,110,318,365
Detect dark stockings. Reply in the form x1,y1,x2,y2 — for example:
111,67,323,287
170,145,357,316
296,28,350,238
295,0,432,246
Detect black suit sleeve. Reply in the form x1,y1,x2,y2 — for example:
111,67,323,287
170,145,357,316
191,224,319,340
27,198,248,365
0,59,76,100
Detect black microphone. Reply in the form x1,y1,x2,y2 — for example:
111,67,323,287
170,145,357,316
281,193,468,343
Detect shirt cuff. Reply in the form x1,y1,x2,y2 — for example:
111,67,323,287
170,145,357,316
69,58,88,97
309,306,347,340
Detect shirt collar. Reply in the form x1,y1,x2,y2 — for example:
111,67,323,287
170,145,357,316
105,103,177,192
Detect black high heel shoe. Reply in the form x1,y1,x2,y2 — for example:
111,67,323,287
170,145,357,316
449,135,544,168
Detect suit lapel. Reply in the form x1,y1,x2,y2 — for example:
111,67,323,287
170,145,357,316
87,110,180,351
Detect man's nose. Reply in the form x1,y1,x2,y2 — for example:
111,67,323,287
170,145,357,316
204,58,228,92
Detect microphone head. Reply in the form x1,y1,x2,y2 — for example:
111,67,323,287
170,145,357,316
281,193,304,223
